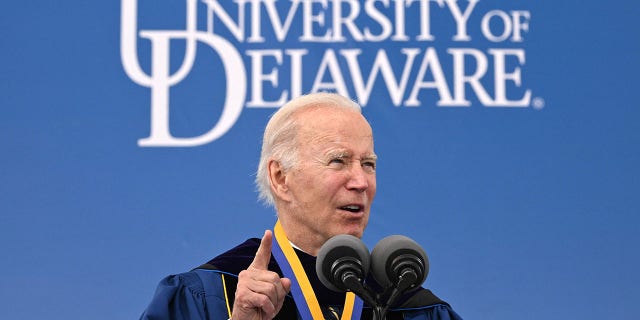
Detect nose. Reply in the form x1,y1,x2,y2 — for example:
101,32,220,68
346,163,370,192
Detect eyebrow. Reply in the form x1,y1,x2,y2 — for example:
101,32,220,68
362,154,378,161
327,151,349,159
326,150,377,161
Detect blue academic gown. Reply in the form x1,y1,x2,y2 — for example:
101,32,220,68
140,238,463,320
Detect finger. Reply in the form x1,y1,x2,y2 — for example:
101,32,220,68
243,276,282,308
278,277,292,308
239,269,289,311
249,230,273,270
234,288,277,318
281,277,292,294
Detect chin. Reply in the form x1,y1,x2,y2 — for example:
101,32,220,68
340,227,365,239
326,221,367,239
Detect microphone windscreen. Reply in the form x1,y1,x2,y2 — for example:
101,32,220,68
370,235,429,288
316,234,370,292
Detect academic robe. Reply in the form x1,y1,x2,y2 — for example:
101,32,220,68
140,238,463,320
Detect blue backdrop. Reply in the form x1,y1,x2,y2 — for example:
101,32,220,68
1,1,639,319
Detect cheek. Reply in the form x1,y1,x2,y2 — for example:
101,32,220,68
368,178,377,197
321,174,349,191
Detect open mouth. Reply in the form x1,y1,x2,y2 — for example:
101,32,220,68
339,205,363,213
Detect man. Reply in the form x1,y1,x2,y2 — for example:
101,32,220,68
140,93,462,320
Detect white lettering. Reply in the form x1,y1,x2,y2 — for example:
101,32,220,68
122,0,536,147
342,48,419,105
488,48,531,106
448,48,492,106
446,0,479,41
481,10,512,42
310,49,350,96
301,0,333,42
406,47,454,106
510,10,530,42
246,50,288,108
287,49,308,99
203,0,246,41
363,0,392,41
332,0,364,41
416,0,444,41
249,0,302,42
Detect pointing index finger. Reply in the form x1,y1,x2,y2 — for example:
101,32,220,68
249,230,273,270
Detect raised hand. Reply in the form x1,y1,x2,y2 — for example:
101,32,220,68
231,230,292,320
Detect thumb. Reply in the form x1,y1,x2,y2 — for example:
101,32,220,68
249,230,273,270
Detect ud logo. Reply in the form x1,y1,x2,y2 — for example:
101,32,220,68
121,0,246,147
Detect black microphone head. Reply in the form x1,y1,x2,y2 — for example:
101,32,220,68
370,235,429,289
316,234,370,292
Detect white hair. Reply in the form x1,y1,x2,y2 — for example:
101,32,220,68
255,92,362,206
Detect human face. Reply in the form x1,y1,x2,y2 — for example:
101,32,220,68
280,107,377,254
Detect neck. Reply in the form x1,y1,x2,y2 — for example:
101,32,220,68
277,219,323,256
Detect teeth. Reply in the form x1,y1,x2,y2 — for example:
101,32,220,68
341,205,361,212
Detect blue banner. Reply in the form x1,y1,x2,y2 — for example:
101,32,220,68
1,1,638,319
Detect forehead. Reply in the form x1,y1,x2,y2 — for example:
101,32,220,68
294,106,374,153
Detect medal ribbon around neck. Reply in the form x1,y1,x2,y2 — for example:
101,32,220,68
272,220,363,320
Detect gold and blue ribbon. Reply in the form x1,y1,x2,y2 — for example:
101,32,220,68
272,220,363,320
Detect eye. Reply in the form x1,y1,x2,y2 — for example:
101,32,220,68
329,158,346,166
362,161,376,172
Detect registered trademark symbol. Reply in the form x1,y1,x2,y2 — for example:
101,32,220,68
532,97,545,110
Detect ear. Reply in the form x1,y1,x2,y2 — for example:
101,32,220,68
268,160,292,202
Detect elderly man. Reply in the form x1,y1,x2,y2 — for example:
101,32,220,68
140,93,461,320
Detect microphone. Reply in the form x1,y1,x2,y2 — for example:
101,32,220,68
316,234,429,320
316,234,371,293
370,235,429,294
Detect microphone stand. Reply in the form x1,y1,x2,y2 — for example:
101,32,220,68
375,269,419,320
341,273,384,320
344,276,390,320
